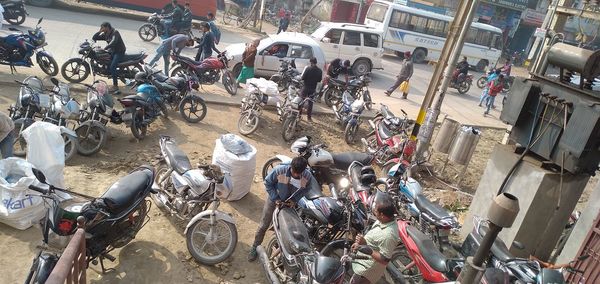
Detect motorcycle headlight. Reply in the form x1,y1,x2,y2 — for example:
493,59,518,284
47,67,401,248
339,177,350,189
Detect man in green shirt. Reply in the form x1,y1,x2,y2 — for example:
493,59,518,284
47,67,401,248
351,193,399,284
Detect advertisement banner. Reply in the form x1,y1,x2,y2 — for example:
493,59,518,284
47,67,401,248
483,0,529,10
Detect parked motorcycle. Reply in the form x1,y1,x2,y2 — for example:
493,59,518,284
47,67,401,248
76,80,113,155
170,51,237,96
321,76,347,107
279,78,310,142
0,18,58,75
262,136,373,189
450,71,473,94
362,105,414,167
1,0,27,25
324,74,373,110
24,166,155,283
333,91,365,144
117,78,168,139
270,59,301,92
61,39,146,84
136,64,207,123
153,135,238,265
138,12,192,42
237,81,280,135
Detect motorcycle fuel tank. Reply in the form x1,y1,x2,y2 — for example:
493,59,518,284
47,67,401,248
399,177,423,201
181,169,212,196
308,148,334,167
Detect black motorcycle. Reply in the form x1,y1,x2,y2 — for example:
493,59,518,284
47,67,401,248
1,0,27,25
138,13,192,42
24,166,155,283
60,39,147,84
323,74,373,110
269,59,300,92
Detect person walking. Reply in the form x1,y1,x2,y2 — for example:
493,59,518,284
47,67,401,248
149,34,194,74
194,22,221,62
484,74,504,116
384,51,413,99
236,39,259,87
277,12,290,34
0,111,15,158
300,57,323,122
93,22,126,91
247,157,314,262
206,12,221,45
478,68,500,107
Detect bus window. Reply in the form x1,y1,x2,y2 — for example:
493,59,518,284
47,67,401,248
476,30,492,47
426,18,446,37
409,15,428,33
363,33,380,47
465,28,478,45
366,3,388,23
343,31,361,46
389,10,410,29
492,34,503,50
325,29,343,44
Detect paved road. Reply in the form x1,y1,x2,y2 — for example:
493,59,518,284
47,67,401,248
0,5,507,128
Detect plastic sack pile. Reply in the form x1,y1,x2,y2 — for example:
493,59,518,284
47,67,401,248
246,78,279,97
212,134,256,201
22,121,66,187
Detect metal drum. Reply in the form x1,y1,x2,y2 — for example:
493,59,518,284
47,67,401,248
433,117,460,154
448,126,481,165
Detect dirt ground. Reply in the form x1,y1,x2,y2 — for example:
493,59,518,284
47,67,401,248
0,83,596,283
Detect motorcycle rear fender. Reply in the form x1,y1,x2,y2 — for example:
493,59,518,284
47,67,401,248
77,119,105,131
184,210,236,234
269,74,281,83
36,50,53,58
59,126,77,138
275,154,292,164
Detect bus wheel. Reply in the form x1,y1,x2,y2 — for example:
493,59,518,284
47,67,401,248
476,60,489,72
412,48,427,64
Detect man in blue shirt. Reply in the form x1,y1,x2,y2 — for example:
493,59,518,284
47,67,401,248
248,156,314,262
194,22,221,61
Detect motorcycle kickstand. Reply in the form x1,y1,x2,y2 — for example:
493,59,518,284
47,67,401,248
99,253,116,273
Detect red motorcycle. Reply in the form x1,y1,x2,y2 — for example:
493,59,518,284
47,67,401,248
450,69,473,94
170,51,238,96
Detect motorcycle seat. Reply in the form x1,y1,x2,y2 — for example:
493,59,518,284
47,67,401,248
477,225,516,262
278,207,311,255
122,94,148,101
100,167,153,214
118,53,146,67
329,78,346,87
164,139,192,174
406,225,449,273
332,152,372,171
378,122,393,140
414,194,452,221
305,177,324,200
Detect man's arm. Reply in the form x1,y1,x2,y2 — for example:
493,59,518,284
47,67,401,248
264,168,281,202
92,31,105,42
407,62,414,80
105,30,121,50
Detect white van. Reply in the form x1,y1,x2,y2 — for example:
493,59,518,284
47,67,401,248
311,22,384,75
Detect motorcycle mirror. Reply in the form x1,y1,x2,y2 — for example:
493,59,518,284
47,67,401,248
37,18,43,26
8,27,19,32
512,241,525,250
577,254,590,261
31,168,47,184
50,77,59,87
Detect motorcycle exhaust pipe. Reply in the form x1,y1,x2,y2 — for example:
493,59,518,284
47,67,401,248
361,138,376,154
257,245,281,284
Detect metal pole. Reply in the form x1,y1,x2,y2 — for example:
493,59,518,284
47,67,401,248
413,0,480,163
258,0,266,32
530,0,561,75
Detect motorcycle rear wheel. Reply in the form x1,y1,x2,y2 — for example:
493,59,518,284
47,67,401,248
170,66,189,78
61,58,90,83
281,115,297,142
458,81,470,94
63,133,78,163
179,95,207,123
476,76,487,89
344,123,359,144
75,123,107,156
130,111,147,140
385,246,417,284
138,24,157,42
37,53,59,76
186,218,237,265
222,71,238,96
262,157,282,180
6,10,26,25
237,112,259,136
323,88,340,107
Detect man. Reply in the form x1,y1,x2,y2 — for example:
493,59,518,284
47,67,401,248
206,12,221,45
277,12,290,34
93,22,126,91
182,2,193,32
478,68,500,107
149,34,194,74
454,56,469,83
501,59,512,77
165,0,184,33
0,111,14,158
161,0,178,14
384,51,413,99
194,22,221,62
318,58,351,97
300,57,323,122
484,74,504,116
351,192,399,284
248,157,314,262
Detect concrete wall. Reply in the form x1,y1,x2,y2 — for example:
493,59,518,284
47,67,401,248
461,144,590,260
556,180,600,264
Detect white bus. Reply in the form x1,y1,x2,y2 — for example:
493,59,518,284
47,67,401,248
364,0,503,71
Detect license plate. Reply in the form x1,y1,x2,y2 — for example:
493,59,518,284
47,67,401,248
122,113,133,121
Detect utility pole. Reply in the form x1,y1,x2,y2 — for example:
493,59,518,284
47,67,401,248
411,0,480,163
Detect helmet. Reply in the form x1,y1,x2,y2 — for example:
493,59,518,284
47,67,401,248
291,136,309,154
343,60,351,67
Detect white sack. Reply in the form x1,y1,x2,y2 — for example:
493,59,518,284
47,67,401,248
246,78,279,97
0,158,46,230
212,134,257,201
22,121,65,187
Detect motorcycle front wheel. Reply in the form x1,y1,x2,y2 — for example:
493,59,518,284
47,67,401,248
262,157,282,180
237,112,259,136
6,10,26,25
138,24,157,42
61,58,90,83
344,123,359,144
281,115,297,142
75,123,107,156
37,53,59,76
222,71,238,96
186,218,238,265
179,95,207,123
323,88,341,107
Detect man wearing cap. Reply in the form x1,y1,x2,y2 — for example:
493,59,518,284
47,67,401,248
384,51,413,99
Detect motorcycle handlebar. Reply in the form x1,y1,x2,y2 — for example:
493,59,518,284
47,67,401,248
28,184,48,195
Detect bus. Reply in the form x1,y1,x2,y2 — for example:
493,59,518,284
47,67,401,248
364,0,503,71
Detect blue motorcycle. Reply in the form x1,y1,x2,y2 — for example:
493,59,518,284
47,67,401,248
332,90,365,144
0,17,58,75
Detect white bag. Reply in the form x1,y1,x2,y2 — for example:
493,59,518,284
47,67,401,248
246,78,279,97
212,134,257,201
22,121,66,187
0,158,46,230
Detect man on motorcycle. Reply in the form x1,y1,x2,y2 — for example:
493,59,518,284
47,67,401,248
149,34,194,74
384,51,413,99
162,0,184,34
501,59,512,77
248,157,314,262
300,57,323,122
194,22,221,61
351,192,399,284
93,22,126,90
453,56,469,84
182,2,193,32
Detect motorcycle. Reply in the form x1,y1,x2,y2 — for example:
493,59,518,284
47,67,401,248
0,17,58,75
170,51,237,96
138,12,192,42
324,74,373,110
476,68,496,89
270,59,301,92
76,80,113,156
385,161,459,251
332,91,365,144
61,39,146,84
262,136,373,189
362,105,414,168
24,166,155,283
136,64,207,123
237,81,280,135
1,0,27,25
117,78,168,139
10,77,79,161
153,135,238,265
450,70,473,94
279,78,310,142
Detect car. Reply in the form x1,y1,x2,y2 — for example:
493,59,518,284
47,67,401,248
225,32,327,79
311,22,384,75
